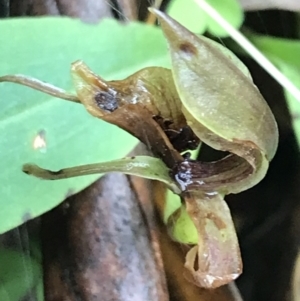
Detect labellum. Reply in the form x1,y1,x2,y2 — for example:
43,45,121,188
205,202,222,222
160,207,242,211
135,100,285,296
0,9,278,289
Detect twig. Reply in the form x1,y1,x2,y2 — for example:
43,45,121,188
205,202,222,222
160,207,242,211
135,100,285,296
0,75,79,103
117,0,138,20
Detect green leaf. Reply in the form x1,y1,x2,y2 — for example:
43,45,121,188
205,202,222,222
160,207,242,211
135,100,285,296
0,248,41,300
247,32,300,145
247,32,300,68
0,17,170,234
167,0,243,37
205,0,244,37
274,62,300,146
167,0,207,34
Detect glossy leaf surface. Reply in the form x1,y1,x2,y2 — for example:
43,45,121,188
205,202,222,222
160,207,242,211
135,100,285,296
248,32,300,68
248,32,300,146
167,0,244,37
205,0,244,37
276,62,300,146
0,248,41,300
0,17,170,233
168,0,207,33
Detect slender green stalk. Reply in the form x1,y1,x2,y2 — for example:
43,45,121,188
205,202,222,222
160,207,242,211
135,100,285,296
23,156,181,194
0,75,80,103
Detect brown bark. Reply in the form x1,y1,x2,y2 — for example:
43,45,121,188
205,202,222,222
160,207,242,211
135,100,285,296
9,0,112,21
42,167,244,301
42,173,169,301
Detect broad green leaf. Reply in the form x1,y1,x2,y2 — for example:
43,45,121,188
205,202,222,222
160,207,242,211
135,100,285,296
0,248,41,300
247,33,300,145
167,0,244,37
205,0,244,37
274,61,300,146
167,0,207,34
0,17,170,233
247,32,300,68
